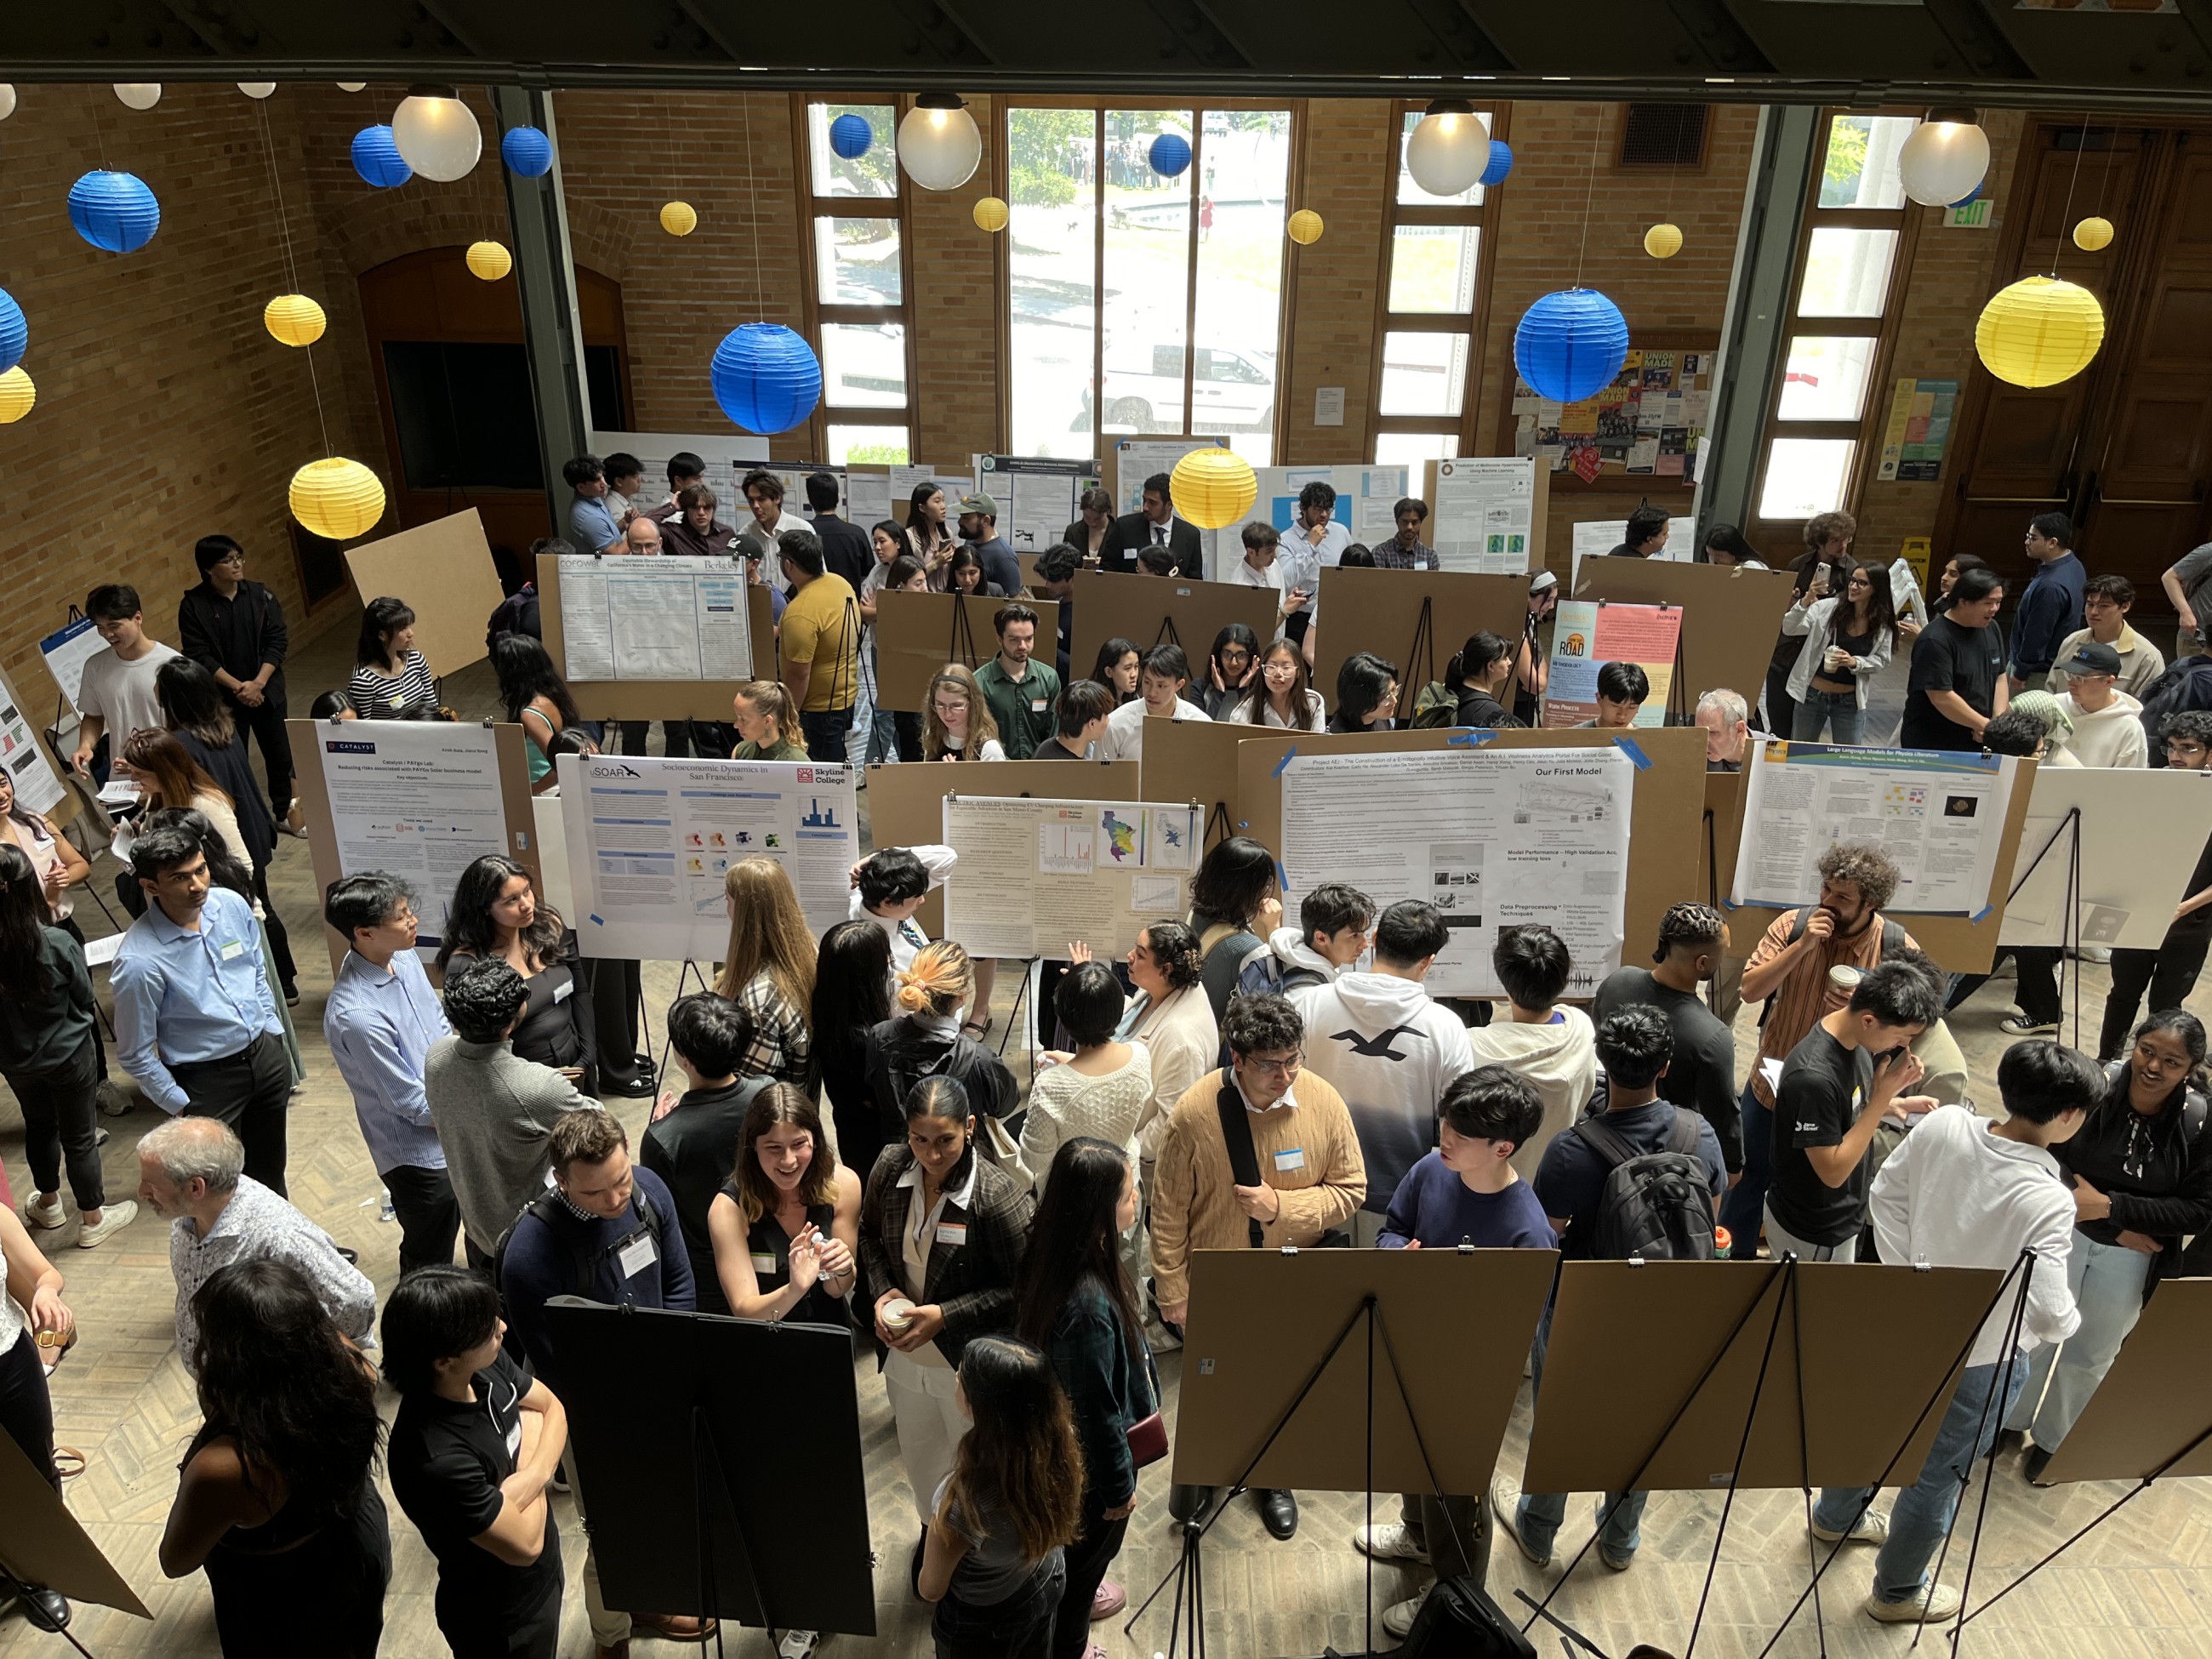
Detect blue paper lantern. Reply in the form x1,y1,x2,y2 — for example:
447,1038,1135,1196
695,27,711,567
1948,182,1982,209
829,112,874,161
501,125,553,178
1479,140,1514,188
0,288,24,376
68,170,160,254
1514,288,1630,406
351,125,413,189
1149,133,1192,179
710,323,822,435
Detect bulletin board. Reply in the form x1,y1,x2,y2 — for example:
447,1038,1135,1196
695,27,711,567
863,758,1140,940
873,591,1062,713
1069,572,1278,698
1235,727,1709,986
1508,336,1719,492
537,552,772,722
1138,716,1273,850
1571,557,1799,722
345,509,508,678
1309,567,1529,713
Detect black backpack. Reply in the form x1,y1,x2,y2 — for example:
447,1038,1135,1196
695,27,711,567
1570,1109,1717,1261
486,583,541,651
2135,654,2212,761
491,1183,665,1302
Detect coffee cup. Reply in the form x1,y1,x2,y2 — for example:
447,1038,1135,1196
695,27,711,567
883,1297,915,1334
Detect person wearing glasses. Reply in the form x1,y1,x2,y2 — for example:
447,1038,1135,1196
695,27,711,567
1149,991,1365,1542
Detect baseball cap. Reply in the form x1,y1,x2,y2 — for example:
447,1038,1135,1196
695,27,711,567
2061,640,2123,678
956,492,999,518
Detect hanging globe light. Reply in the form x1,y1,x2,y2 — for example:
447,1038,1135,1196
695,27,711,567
0,367,34,425
2073,216,2114,252
1975,276,2105,389
351,126,412,188
972,197,1009,233
112,83,162,111
711,323,823,435
337,83,368,93
465,241,512,281
1149,133,1192,179
660,201,698,237
0,86,18,122
1644,223,1684,259
1479,139,1514,188
68,171,161,254
1405,99,1486,197
0,288,26,375
391,86,482,182
898,94,982,191
1899,110,1989,208
1287,210,1325,245
237,83,277,100
829,112,875,160
1514,289,1630,405
290,458,387,540
501,125,554,178
263,294,327,348
1170,448,1258,530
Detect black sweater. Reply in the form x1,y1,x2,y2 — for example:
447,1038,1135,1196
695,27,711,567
2058,1071,2212,1281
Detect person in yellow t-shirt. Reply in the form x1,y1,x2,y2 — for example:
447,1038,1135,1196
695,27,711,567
777,528,862,763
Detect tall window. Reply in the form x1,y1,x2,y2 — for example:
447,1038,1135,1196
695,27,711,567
798,100,916,463
1371,105,1498,467
1003,105,1294,465
1753,112,1921,523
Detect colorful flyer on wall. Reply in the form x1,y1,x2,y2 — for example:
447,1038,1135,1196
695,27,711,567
1541,600,1682,728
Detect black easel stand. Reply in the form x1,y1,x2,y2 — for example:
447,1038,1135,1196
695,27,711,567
652,959,717,1092
948,593,983,669
1995,805,2086,1052
1154,614,1186,653
1203,799,1234,849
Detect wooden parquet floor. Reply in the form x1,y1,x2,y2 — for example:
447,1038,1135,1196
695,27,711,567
3,636,2208,1657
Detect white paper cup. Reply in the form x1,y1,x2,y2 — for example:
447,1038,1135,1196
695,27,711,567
883,1297,915,1334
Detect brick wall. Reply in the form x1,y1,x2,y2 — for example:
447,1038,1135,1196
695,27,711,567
1280,100,1394,466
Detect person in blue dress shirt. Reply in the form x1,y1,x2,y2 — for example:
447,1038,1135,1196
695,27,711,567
112,824,292,1195
323,873,458,1273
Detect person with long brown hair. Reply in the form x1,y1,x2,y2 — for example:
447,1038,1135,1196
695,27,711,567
918,1333,1084,1659
923,665,1006,763
706,1083,863,1325
730,680,808,761
439,854,619,1095
715,856,816,1088
121,727,253,871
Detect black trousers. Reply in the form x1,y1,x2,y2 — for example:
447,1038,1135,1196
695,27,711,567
3,1035,105,1211
232,690,295,816
895,710,925,763
1947,945,2063,1025
445,1590,559,1659
1051,1487,1129,1659
169,1032,292,1197
616,720,693,759
589,958,644,1086
382,1163,460,1275
254,866,298,993
0,1330,58,1495
933,1557,1065,1659
1764,660,1798,745
2101,932,2212,1061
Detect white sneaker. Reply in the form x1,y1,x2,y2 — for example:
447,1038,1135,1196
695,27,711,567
1382,1593,1425,1639
76,1200,138,1248
1353,1521,1428,1563
1810,1506,1890,1546
24,1194,66,1230
1488,1474,1552,1569
1864,1581,1961,1623
776,1630,818,1658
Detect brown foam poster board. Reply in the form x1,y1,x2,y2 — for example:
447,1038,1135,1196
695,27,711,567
1308,567,1529,714
1172,1246,1557,1494
289,718,542,976
1137,717,1268,850
1571,557,1799,721
864,758,1140,939
537,552,772,722
345,509,507,679
1706,767,1746,907
1236,726,1707,982
1725,754,2038,974
0,1427,149,1618
2042,1277,2212,1484
1018,552,1043,593
872,591,1061,713
1067,571,1276,699
1523,1260,2002,1494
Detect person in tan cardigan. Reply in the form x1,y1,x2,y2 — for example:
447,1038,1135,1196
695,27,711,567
1150,990,1365,1543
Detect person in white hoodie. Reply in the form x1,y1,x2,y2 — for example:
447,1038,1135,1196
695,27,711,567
2053,640,2148,769
1230,881,1375,1007
1291,901,1476,1241
1465,925,1597,1175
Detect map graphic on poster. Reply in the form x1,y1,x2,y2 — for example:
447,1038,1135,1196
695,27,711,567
1542,601,1682,728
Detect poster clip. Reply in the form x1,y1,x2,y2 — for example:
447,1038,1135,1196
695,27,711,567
1719,897,1739,910
482,719,495,728
1970,904,1993,923
1445,727,1499,746
1611,736,1652,770
588,914,606,927
1271,746,1298,778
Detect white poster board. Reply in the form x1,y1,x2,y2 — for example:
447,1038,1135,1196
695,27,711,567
1114,437,1229,579
1279,748,1634,1000
556,554,752,682
0,664,66,818
590,429,772,513
1998,767,2212,950
1730,741,2019,917
315,722,510,949
557,753,858,962
978,455,1104,551
38,618,106,715
942,795,1200,961
1569,519,1690,593
1431,459,1537,574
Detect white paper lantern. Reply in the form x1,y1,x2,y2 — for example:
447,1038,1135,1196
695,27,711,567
0,86,17,122
1899,113,1990,208
392,88,482,183
898,94,982,191
337,82,368,93
237,83,277,100
113,83,162,111
1405,100,1485,198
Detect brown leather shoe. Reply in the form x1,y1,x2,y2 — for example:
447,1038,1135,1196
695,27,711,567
634,1613,717,1644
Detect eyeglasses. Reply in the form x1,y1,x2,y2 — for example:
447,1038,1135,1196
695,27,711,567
1246,1051,1303,1078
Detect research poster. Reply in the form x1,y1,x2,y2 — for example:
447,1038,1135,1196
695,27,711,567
557,753,858,961
1568,519,1689,591
1112,437,1226,579
1278,749,1634,1000
1431,458,1536,574
589,428,771,513
1542,601,1681,728
1998,767,2212,951
1731,741,2019,916
979,455,1103,551
556,554,753,683
942,795,1200,961
0,678,65,818
38,616,106,714
314,722,510,948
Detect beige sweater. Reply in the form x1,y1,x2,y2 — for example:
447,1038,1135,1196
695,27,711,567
1149,1069,1365,1307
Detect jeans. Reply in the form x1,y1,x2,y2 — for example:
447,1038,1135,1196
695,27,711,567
934,1555,1066,1659
1518,1303,1648,1560
381,1163,460,1276
1814,1359,2027,1605
168,1031,292,1197
1793,687,1864,744
2006,1234,2151,1453
801,704,855,766
1719,1077,1770,1247
2100,932,2212,1061
4,1034,105,1211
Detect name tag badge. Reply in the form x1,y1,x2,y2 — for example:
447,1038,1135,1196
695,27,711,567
750,1251,777,1275
1274,1146,1307,1172
552,978,573,1004
936,1221,967,1246
1029,698,1048,713
219,939,245,961
617,1233,658,1279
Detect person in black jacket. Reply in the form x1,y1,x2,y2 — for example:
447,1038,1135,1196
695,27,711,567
2007,1008,2212,1483
807,471,877,590
639,994,771,1317
177,536,295,829
813,921,894,1179
865,942,1019,1140
1445,630,1516,728
1098,474,1203,578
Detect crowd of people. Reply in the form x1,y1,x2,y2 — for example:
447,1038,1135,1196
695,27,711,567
3,475,2212,1657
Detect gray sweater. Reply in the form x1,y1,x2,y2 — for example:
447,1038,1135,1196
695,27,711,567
424,1036,597,1254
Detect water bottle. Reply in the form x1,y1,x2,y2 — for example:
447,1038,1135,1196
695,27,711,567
379,1188,396,1223
1713,1225,1733,1261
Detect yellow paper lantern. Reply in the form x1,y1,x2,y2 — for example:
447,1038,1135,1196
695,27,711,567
0,366,34,424
289,458,387,540
2073,215,2114,252
1644,222,1684,259
1287,209,1324,246
972,196,1009,233
465,240,511,282
263,294,327,348
1169,447,1258,531
1975,275,2106,389
660,201,698,237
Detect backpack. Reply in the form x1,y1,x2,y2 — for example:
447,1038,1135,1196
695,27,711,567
1571,1109,1718,1261
1410,680,1460,729
1402,594,1458,729
491,1183,665,1302
2135,654,2212,758
1233,939,1329,1001
1756,909,1907,1029
486,583,540,651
